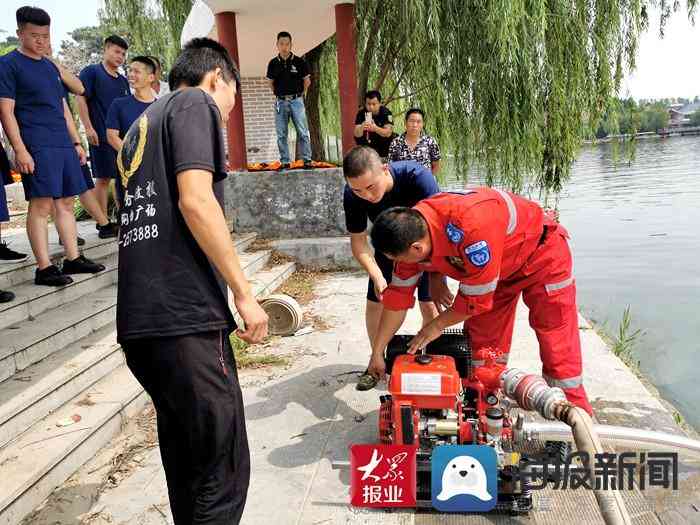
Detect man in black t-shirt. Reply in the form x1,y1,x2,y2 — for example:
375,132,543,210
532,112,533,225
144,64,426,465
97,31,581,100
353,90,394,158
116,38,268,525
343,146,441,391
265,31,312,169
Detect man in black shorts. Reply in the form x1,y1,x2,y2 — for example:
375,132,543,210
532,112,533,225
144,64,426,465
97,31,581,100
116,38,268,525
343,146,441,390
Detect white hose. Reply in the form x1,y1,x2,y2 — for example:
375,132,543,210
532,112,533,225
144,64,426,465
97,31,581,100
521,421,700,459
560,407,633,525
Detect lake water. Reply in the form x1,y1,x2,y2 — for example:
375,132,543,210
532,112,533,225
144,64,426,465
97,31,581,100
444,135,700,430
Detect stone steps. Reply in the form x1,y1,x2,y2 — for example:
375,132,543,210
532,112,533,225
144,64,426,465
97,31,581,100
0,286,117,385
0,252,118,331
0,226,116,291
0,364,148,525
0,224,297,524
0,234,260,384
0,324,122,450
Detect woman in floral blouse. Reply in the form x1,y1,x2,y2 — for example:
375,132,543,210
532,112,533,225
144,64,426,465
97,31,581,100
387,108,441,175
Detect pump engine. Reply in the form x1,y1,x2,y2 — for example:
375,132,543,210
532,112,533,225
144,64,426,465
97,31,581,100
380,330,533,512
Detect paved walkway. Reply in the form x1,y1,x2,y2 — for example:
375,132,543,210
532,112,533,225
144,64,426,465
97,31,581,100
26,273,700,524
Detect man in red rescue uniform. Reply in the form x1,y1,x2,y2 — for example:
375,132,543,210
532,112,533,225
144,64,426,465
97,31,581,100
367,189,593,415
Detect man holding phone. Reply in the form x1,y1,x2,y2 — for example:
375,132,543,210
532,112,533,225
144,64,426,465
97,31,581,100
353,90,394,159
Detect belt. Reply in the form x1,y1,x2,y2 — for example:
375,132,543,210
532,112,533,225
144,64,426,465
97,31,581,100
277,93,302,101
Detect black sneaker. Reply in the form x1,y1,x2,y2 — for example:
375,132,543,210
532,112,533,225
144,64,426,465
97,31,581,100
62,255,105,274
35,265,73,287
0,290,15,303
279,162,291,171
0,242,28,264
59,236,86,246
97,222,119,239
303,160,313,169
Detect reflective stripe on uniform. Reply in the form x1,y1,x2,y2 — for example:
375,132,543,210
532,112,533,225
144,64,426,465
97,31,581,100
543,374,582,389
544,276,574,293
496,354,509,364
391,272,423,287
458,277,498,296
471,360,485,367
494,188,517,235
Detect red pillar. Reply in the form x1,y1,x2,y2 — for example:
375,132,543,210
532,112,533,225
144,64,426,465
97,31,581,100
215,11,247,170
335,3,358,156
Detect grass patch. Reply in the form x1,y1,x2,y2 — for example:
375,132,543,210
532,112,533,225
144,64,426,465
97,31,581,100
611,306,644,364
230,333,288,369
590,305,644,370
673,411,685,426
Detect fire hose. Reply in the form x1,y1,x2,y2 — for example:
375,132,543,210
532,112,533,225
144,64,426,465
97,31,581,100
503,368,700,524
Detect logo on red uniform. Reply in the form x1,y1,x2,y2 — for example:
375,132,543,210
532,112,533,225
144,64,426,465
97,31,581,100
465,240,490,267
350,444,417,507
445,222,464,244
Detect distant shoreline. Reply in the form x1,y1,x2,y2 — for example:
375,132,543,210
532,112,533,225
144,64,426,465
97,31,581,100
586,126,700,144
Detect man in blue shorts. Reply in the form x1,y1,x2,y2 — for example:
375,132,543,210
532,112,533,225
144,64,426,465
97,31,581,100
77,35,130,215
343,146,441,390
47,45,118,242
1,142,27,302
106,55,156,186
1,134,28,272
0,6,104,286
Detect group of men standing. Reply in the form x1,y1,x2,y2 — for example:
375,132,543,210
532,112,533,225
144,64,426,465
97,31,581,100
0,6,166,297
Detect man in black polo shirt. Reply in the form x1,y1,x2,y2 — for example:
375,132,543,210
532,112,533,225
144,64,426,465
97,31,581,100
354,90,394,159
117,38,268,524
266,31,312,169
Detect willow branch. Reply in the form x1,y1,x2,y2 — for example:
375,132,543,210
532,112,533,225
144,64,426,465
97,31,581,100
384,82,436,105
374,40,399,93
358,1,384,102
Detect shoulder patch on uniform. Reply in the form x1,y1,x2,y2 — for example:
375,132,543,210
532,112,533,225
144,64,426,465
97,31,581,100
465,240,490,267
445,222,464,244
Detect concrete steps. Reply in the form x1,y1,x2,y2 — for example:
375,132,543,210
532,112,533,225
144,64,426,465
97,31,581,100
0,231,116,291
0,252,118,331
0,285,117,384
0,233,259,384
0,365,147,525
0,223,297,525
0,325,122,449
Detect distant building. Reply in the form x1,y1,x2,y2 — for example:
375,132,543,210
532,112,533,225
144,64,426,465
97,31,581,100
668,101,700,126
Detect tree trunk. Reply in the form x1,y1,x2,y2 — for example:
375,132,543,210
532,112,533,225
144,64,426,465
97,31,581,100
300,39,327,161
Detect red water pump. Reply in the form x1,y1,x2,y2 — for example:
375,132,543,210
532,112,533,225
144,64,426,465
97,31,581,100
379,331,532,511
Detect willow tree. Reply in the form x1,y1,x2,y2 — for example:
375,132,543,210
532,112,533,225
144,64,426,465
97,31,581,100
302,40,330,161
334,0,697,191
100,0,193,71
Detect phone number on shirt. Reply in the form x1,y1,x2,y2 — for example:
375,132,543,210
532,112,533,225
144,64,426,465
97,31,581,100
120,224,159,248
